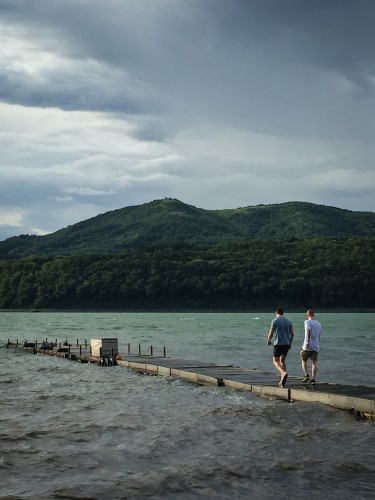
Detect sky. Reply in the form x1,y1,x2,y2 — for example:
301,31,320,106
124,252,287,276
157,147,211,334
1,0,374,240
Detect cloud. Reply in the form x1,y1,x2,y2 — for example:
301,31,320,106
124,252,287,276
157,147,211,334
0,207,24,226
64,187,115,197
0,0,374,241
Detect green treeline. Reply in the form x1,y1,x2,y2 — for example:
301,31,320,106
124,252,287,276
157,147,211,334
0,237,374,311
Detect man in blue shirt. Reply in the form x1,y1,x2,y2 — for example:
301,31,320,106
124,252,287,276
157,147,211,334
267,308,294,387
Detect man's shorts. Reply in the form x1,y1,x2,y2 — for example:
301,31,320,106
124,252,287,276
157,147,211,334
300,349,319,361
273,344,291,358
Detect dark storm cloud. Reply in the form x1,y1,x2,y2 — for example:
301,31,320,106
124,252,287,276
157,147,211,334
0,0,374,239
1,0,374,135
207,1,375,76
0,68,144,114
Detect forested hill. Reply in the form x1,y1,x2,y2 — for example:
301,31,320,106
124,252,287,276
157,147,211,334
1,198,374,257
1,198,374,310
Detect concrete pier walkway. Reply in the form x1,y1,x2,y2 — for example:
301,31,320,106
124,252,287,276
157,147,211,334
117,354,375,420
5,340,375,419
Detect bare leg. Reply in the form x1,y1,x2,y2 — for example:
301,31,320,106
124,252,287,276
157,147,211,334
273,356,287,385
312,360,318,380
273,357,284,375
280,354,287,371
302,359,309,376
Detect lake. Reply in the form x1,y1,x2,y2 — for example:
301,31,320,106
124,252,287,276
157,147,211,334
1,312,374,499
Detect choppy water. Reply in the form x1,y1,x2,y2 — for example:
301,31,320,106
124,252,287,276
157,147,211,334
1,312,374,499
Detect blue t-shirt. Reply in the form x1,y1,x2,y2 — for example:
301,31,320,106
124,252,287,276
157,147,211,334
271,316,293,345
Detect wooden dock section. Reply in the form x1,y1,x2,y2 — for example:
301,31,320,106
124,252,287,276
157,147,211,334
117,354,375,420
4,340,375,419
9,340,93,362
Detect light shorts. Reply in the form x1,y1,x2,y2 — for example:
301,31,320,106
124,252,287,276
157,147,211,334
300,349,318,362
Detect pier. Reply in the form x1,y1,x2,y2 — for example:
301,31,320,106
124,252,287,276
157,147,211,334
4,338,375,420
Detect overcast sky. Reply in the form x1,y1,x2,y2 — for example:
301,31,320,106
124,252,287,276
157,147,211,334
1,0,374,240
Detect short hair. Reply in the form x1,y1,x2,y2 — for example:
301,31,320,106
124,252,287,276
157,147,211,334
306,309,314,317
276,308,284,315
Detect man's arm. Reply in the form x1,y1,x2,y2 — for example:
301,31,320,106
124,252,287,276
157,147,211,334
306,327,311,348
267,327,274,345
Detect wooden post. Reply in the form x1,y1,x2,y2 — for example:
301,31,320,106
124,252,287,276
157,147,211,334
79,345,82,356
85,339,87,348
16,339,19,346
150,345,153,356
76,339,79,347
128,343,130,354
138,344,141,356
163,346,166,358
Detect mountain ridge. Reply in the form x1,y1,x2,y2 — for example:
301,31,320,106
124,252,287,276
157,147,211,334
1,198,374,258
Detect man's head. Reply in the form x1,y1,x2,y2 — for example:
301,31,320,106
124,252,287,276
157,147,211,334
276,308,284,316
306,309,314,319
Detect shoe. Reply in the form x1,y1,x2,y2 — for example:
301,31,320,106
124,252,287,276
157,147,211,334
310,379,316,386
302,375,309,383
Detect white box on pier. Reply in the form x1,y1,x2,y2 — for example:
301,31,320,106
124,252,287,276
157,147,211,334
91,338,118,358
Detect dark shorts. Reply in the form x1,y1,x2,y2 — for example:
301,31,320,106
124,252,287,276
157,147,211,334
273,344,291,358
300,349,318,361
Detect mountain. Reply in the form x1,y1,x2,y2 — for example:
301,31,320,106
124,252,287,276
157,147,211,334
0,198,374,258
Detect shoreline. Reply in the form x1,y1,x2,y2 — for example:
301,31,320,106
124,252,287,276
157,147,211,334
1,308,374,314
